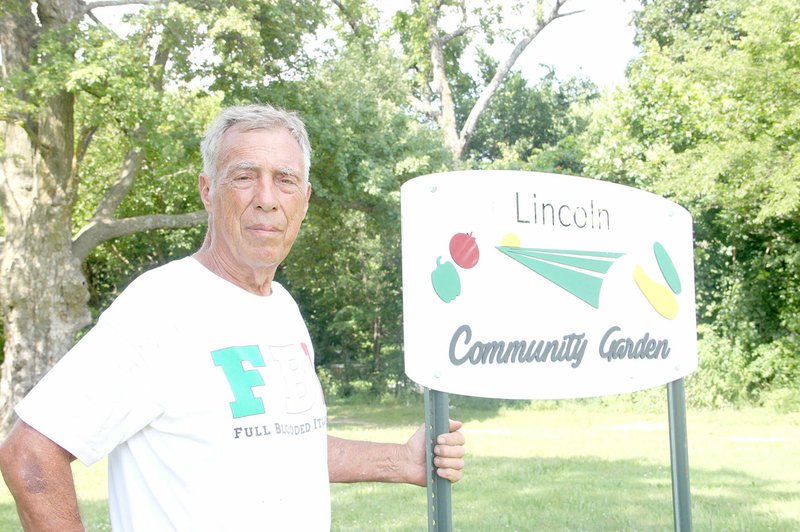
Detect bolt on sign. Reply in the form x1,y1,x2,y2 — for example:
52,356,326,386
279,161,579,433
401,171,698,399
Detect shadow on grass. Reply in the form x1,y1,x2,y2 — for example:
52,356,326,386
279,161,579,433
332,455,799,531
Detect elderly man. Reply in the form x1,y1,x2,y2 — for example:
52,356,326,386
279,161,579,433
0,104,465,531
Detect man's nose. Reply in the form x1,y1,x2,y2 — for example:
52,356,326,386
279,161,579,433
253,177,279,211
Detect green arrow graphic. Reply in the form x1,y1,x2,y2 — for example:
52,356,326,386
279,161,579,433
496,246,625,308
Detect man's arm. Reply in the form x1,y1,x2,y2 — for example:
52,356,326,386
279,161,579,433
0,420,84,531
328,420,465,486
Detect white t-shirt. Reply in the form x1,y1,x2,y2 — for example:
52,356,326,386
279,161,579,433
16,257,330,531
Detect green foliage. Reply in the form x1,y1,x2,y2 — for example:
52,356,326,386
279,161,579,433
761,387,800,414
685,326,750,407
48,1,324,318
55,16,220,314
392,0,499,123
633,0,711,48
465,69,598,169
204,0,326,93
582,0,800,402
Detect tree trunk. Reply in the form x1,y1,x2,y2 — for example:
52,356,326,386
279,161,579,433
430,33,463,158
0,0,206,436
372,316,381,373
0,94,92,436
419,0,576,161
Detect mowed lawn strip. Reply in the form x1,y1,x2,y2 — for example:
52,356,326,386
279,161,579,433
1,402,798,531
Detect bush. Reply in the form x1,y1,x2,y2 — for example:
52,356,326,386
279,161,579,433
685,326,750,407
745,339,800,401
762,387,800,414
684,327,800,408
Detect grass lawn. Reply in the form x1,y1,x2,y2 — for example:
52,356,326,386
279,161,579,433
1,399,798,531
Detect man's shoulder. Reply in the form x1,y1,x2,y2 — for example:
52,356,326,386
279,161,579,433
129,256,198,288
268,280,303,310
108,257,200,311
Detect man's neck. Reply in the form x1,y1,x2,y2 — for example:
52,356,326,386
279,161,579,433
193,247,275,296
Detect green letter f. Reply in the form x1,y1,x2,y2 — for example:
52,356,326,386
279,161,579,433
212,345,266,418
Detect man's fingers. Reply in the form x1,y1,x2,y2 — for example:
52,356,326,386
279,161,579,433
435,431,466,448
433,441,465,459
434,455,465,469
448,419,463,432
427,419,466,483
435,465,464,483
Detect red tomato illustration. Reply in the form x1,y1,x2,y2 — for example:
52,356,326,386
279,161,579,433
449,232,479,269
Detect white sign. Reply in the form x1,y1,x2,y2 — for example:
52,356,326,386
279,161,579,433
401,171,698,400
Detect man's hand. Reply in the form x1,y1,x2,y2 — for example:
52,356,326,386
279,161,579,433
327,420,465,486
404,420,466,487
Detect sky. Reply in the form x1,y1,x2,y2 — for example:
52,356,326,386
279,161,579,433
481,0,642,88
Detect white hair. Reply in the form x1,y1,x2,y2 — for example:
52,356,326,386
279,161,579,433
200,104,312,183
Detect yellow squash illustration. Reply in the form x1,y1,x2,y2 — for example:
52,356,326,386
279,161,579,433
633,264,678,320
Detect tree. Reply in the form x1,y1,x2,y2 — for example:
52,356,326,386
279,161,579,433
394,0,583,161
581,0,800,402
262,13,452,395
0,0,325,435
464,65,597,172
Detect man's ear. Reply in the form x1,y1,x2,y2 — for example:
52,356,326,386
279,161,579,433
199,174,212,210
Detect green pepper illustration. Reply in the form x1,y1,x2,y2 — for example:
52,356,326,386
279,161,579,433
431,256,461,303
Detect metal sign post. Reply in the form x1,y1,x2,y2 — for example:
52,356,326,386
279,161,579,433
424,387,452,531
667,378,692,531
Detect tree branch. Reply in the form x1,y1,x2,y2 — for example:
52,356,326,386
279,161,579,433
426,2,461,155
89,136,145,221
75,125,98,169
81,0,156,15
150,25,171,92
441,24,471,45
556,9,584,19
408,95,440,120
331,0,360,36
441,1,470,44
72,210,208,262
86,10,103,26
456,0,580,158
87,28,169,221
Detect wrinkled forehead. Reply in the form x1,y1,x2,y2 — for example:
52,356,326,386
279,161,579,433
217,124,305,174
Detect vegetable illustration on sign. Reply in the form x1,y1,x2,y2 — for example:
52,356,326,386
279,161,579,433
633,241,682,320
633,265,678,320
431,257,461,303
431,232,482,303
449,232,480,269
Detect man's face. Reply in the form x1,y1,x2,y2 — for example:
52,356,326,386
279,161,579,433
200,125,310,273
